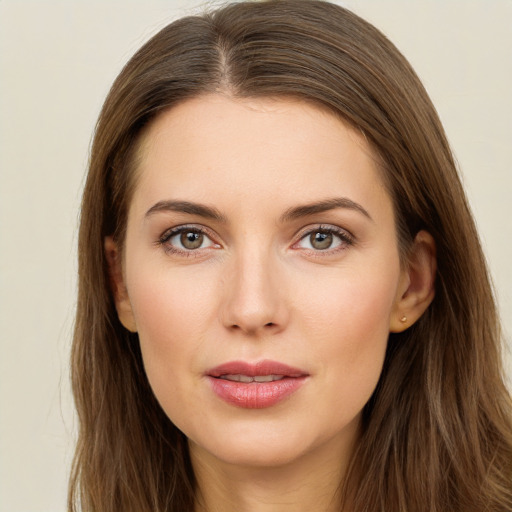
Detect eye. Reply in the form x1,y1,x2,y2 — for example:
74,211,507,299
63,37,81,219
173,230,209,250
295,226,353,252
159,226,218,253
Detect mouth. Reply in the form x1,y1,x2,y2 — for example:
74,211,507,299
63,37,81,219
218,374,287,383
206,360,308,409
207,359,307,378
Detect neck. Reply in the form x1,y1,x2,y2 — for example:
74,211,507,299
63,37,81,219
190,429,358,512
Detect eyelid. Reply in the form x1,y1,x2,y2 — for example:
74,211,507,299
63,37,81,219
157,224,221,255
156,222,354,257
292,224,355,252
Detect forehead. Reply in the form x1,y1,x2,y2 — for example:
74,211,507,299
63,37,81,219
130,94,391,219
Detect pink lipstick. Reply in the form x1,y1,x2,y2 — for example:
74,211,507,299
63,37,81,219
206,360,308,409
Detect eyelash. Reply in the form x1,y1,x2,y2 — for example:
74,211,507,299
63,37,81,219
157,225,219,257
156,224,355,257
293,225,355,255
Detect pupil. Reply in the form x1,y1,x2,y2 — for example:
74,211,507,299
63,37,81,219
181,231,203,249
311,231,332,250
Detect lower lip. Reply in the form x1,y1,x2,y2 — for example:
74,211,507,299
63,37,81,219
208,376,307,409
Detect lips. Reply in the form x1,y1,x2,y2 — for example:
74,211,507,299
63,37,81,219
206,360,308,409
220,374,285,383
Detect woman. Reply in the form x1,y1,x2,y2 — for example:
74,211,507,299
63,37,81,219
69,1,512,511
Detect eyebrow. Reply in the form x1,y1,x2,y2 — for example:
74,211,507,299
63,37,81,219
145,197,372,224
145,200,227,222
280,197,372,222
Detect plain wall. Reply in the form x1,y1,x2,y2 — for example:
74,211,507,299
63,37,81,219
0,1,510,511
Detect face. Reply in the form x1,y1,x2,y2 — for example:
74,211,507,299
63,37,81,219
112,94,411,470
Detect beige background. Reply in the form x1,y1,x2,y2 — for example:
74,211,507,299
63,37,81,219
0,1,510,511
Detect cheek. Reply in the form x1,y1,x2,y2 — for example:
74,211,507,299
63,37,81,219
126,268,222,433
293,264,399,403
294,258,399,341
126,264,221,383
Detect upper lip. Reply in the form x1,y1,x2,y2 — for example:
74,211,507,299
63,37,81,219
207,359,308,378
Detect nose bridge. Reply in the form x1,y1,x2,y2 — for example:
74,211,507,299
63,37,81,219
221,239,286,334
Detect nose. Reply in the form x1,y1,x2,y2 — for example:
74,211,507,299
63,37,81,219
220,246,288,336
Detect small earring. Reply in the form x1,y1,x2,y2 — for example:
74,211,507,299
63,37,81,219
400,316,407,323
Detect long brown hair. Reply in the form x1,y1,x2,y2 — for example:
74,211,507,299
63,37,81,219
69,1,512,510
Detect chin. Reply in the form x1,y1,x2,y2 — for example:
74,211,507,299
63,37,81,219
187,420,308,466
186,415,359,471
192,441,308,470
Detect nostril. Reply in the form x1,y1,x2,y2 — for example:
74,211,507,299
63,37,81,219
228,322,277,333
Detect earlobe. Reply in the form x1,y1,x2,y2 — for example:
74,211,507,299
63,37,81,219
104,236,138,333
390,230,436,333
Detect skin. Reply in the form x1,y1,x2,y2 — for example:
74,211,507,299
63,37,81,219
106,94,436,512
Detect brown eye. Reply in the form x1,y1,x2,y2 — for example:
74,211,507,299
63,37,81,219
309,231,333,250
295,226,352,253
180,231,204,249
162,227,216,253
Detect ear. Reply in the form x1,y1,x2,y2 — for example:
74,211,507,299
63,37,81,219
390,230,436,333
104,236,137,332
